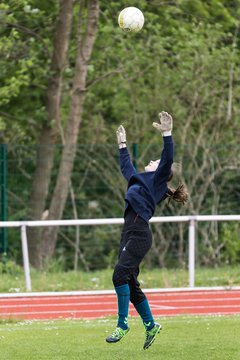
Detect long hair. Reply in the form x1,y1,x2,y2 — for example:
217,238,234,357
167,162,188,204
167,184,189,204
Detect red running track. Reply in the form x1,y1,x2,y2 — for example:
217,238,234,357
0,289,240,320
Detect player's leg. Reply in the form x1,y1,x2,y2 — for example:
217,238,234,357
106,232,131,343
106,225,151,343
105,265,131,343
129,268,154,329
130,268,162,350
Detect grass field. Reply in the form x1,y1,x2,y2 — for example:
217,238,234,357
0,315,240,360
1,266,240,293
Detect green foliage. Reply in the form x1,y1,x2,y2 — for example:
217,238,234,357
0,0,58,142
220,223,240,264
0,258,23,275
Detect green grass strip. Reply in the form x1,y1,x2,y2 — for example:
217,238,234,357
0,315,240,360
1,266,240,293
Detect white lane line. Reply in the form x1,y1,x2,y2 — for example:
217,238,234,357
0,301,117,309
0,297,240,308
149,298,240,303
0,295,237,305
1,288,240,299
0,298,239,310
0,309,118,316
1,304,240,317
150,304,176,309
151,304,240,310
148,292,240,298
0,296,116,302
0,300,238,311
1,291,240,299
156,311,240,317
0,290,240,303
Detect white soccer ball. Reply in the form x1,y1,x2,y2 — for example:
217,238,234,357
118,7,144,33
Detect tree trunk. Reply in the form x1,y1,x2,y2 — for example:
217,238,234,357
40,0,99,262
28,0,74,268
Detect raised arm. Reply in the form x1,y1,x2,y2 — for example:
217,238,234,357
152,111,174,181
116,125,137,181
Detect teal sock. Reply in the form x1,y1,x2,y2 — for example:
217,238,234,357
115,284,130,330
134,298,155,331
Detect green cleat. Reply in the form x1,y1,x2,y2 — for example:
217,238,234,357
143,323,162,350
106,327,130,343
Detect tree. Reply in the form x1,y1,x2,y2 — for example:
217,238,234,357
28,0,75,267
27,0,99,268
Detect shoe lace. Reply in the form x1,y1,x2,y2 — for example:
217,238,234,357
112,327,124,338
145,326,155,339
145,330,150,339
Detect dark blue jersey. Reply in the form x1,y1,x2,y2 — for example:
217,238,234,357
119,136,174,222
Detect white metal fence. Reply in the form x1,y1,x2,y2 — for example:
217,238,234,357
1,214,240,292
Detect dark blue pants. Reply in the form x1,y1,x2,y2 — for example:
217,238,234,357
112,206,152,306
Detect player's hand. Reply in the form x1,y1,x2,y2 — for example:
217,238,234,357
152,111,173,133
116,125,127,148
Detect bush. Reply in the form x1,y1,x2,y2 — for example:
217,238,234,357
220,223,240,264
0,257,23,276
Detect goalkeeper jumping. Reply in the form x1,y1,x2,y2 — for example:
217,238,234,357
106,111,188,350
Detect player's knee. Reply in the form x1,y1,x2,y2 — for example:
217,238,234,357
130,291,146,305
112,264,129,287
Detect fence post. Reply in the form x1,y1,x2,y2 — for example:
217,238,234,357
21,225,32,291
188,218,196,287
